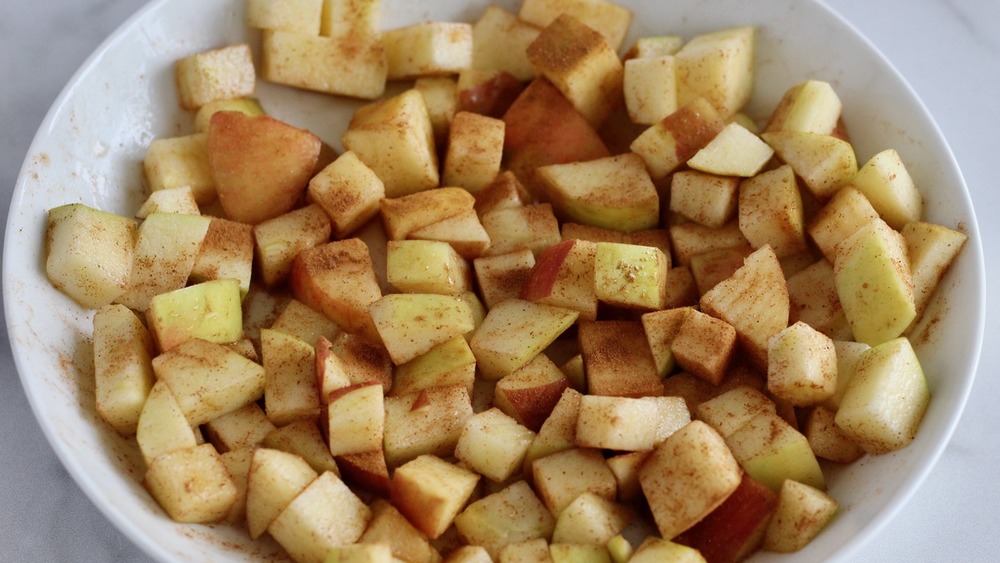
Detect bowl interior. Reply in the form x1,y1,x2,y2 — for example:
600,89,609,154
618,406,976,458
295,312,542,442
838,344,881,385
3,0,984,561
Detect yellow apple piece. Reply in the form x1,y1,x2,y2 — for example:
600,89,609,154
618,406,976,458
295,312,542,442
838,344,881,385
208,111,321,225
767,321,837,406
261,328,321,426
382,385,473,467
480,203,562,257
136,380,199,467
738,164,808,257
579,320,663,398
533,447,616,515
408,208,492,260
593,242,669,311
695,385,777,439
391,454,481,540
674,26,754,117
202,402,275,453
383,21,473,80
136,185,200,218
833,217,915,346
518,0,633,53
536,153,659,232
454,480,556,560
762,131,858,200
640,306,694,377
175,43,255,110
325,382,384,457
245,447,319,539
369,293,475,365
493,353,570,432
624,55,678,125
357,499,441,563
144,443,237,524
473,248,536,309
901,221,969,322
146,278,242,353
762,479,839,553
629,537,706,563
273,300,340,352
263,419,340,476
392,335,477,397
669,170,739,229
852,148,923,229
725,411,826,492
688,122,774,177
786,259,853,341
442,111,505,193
803,405,865,464
469,299,579,380
152,338,265,426
143,133,215,205
386,240,472,295
379,186,475,240
470,5,540,82
834,336,930,454
455,407,536,483
638,420,742,539
575,395,661,452
764,80,843,135
191,217,255,297
92,303,155,435
245,0,322,34
552,492,632,546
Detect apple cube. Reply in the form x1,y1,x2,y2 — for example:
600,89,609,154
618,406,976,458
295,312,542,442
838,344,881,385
391,454,481,539
357,499,441,563
762,479,838,553
668,219,748,268
455,407,536,482
552,492,632,546
471,5,540,82
325,382,384,457
175,43,255,110
689,245,754,297
638,420,742,539
383,22,473,80
143,134,215,205
470,299,578,380
631,97,726,180
821,340,871,411
382,385,473,467
342,89,439,197
767,321,837,406
674,473,777,563
537,153,659,232
594,242,669,311
725,411,825,492
290,238,383,340
246,0,322,34
202,402,276,453
267,471,372,561
700,245,790,367
329,331,394,392
522,239,599,321
623,55,678,125
320,0,381,38
901,221,969,322
273,300,340,352
379,186,475,241
454,480,555,560
807,186,881,263
191,217,255,297
473,248,536,309
474,170,528,217
804,405,865,464
146,278,243,353
764,80,842,135
92,303,155,435
579,320,663,397
532,447,616,515
852,148,923,229
834,337,930,454
674,26,754,117
336,449,391,498
762,131,858,200
526,14,624,128
393,336,477,397
136,380,199,466
575,395,660,451
153,338,265,426
263,419,339,475
833,218,915,346
308,151,385,239
414,76,458,145
481,203,563,257
117,212,212,312
786,259,852,341
695,385,777,439
738,164,808,257
521,387,582,475
260,29,387,100
136,185,200,218
641,307,694,377
670,170,739,229
261,328,321,426
386,240,473,295
442,111,505,193
369,293,475,365
408,208,492,259
518,0,632,53
144,443,237,523
493,353,570,432
688,122,774,177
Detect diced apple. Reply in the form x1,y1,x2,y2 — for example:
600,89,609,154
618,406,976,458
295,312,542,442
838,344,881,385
807,186,881,263
369,293,475,365
738,164,808,257
470,5,540,81
144,443,237,523
764,80,842,135
575,395,660,452
481,203,563,257
393,336,477,397
454,480,555,560
457,68,527,119
136,380,199,467
675,473,777,563
834,337,930,454
336,449,391,498
762,131,858,200
455,407,536,482
629,537,705,563
695,385,776,439
273,300,340,352
552,492,632,546
623,55,677,125
357,499,441,563
175,43,255,110
208,111,321,224
593,242,668,311
246,0,322,34
391,454,481,539
146,278,243,353
786,259,852,340
470,299,578,380
803,406,865,464
493,353,570,432
386,240,473,295
379,186,476,241
409,208,492,259
674,26,754,117
191,217,255,297
521,387,582,476
383,22,473,80
631,97,726,180
762,479,839,553
852,148,923,229
688,122,774,177
443,111,505,193
308,151,385,239
533,447,616,515
518,0,633,53
263,419,339,475
92,304,155,435
415,76,458,145
901,221,969,322
325,382,384,457
668,219,749,268
136,185,201,218
767,321,837,406
474,248,536,309
670,170,739,229
260,29,387,100
725,411,825,492
382,385,474,467
203,402,276,453
640,307,694,377
143,134,216,205
579,320,663,397
261,328,321,426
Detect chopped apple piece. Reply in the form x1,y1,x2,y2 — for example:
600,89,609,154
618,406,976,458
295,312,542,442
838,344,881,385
674,26,754,117
833,217,915,346
443,111,505,193
261,28,387,100
762,131,858,200
786,259,852,341
470,5,540,82
383,22,473,80
725,411,825,492
409,208,492,259
675,473,777,563
518,0,632,53
631,97,726,180
273,300,340,351
579,320,663,397
640,307,693,377
203,402,276,453
901,221,969,322
575,395,661,452
382,385,473,467
638,421,742,540
671,309,737,385
263,419,339,475
393,336,477,397
308,151,385,239
623,55,677,125
493,353,570,432
143,134,215,205
807,186,881,263
136,380,199,466
688,122,774,177
767,321,837,406
92,304,155,435
803,406,865,464
852,148,923,229
470,299,579,380
481,203,563,257
454,480,556,560
369,293,475,365
670,170,739,229
325,382,384,457
336,449,391,498
533,447,616,515
245,447,319,539
144,443,237,523
552,492,632,546
764,80,842,135
136,185,200,218
391,454,481,539
380,186,476,240
523,239,599,321
191,217,255,297
593,242,668,311
738,164,808,257
147,278,243,353
522,387,582,475
455,407,536,483
386,240,472,295
834,337,930,454
208,111,321,224
669,219,748,268
358,499,441,563
175,43,255,110
474,248,536,309
246,0,322,34
695,385,777,438
762,479,839,553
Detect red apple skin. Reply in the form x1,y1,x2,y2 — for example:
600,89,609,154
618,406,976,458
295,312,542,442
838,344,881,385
675,473,777,563
521,239,577,302
496,376,570,432
459,71,526,118
502,78,610,196
336,449,391,498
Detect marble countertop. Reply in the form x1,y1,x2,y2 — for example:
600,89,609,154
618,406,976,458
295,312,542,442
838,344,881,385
1,0,997,561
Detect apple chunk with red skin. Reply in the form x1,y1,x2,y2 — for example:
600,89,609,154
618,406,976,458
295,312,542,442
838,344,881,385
675,473,777,563
208,111,321,224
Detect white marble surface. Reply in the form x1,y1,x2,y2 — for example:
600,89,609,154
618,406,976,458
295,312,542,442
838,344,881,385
1,0,997,561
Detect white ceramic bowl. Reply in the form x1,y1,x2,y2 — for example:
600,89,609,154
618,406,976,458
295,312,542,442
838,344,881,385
3,0,985,561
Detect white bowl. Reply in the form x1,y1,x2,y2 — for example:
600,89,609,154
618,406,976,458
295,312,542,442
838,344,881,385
3,0,985,561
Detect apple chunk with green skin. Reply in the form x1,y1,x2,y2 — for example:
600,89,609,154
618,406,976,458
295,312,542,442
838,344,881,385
208,111,321,225
725,411,826,492
469,299,579,380
245,447,318,539
146,278,243,354
763,479,839,553
536,152,659,232
369,293,476,365
45,203,136,309
834,336,930,454
594,242,669,311
834,217,915,346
